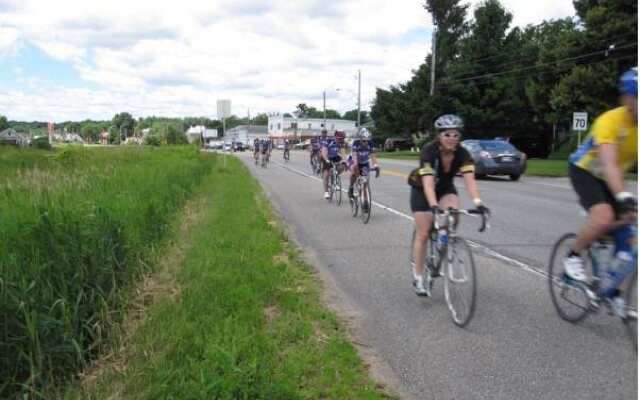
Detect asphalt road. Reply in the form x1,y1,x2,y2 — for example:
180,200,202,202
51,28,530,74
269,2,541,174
235,149,637,400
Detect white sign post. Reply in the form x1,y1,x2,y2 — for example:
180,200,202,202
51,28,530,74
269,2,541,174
572,112,588,147
217,100,231,167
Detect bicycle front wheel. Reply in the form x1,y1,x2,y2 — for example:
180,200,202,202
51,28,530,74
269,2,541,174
623,270,637,351
443,237,476,327
361,182,371,224
335,174,342,206
548,233,591,323
350,183,359,217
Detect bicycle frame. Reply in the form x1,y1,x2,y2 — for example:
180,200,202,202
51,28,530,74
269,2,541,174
588,224,638,301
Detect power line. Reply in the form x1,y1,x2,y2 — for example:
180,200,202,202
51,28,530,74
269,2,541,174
436,43,637,86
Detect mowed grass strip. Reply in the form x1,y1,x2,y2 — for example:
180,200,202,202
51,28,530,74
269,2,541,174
72,156,397,400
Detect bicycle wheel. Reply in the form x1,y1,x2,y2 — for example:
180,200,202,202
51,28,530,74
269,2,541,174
623,270,637,351
548,233,591,322
350,182,359,217
328,173,334,203
335,174,342,206
361,180,371,223
443,237,476,327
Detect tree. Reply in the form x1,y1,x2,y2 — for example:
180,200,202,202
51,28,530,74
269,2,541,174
0,115,8,131
81,122,101,143
252,113,269,125
112,112,135,138
294,103,309,118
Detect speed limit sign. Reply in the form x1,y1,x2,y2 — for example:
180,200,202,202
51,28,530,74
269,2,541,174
572,112,588,131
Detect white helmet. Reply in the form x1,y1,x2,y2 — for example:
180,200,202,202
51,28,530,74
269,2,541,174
434,114,464,131
359,128,371,140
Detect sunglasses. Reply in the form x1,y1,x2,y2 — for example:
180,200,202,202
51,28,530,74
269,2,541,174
440,131,460,139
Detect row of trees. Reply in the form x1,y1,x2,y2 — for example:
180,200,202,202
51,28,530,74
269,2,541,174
2,103,368,145
371,0,637,147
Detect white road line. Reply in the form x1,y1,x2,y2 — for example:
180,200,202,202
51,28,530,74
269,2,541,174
274,160,547,277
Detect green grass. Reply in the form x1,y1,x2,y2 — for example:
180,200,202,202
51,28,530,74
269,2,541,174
1,145,213,399
67,156,396,399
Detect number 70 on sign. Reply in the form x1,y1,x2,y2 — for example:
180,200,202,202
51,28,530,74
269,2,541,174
572,112,588,131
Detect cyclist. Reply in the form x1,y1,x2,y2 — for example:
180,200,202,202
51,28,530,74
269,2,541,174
260,137,269,164
408,114,489,296
563,67,638,313
283,139,291,160
253,137,260,161
310,131,322,167
320,130,348,199
348,128,380,211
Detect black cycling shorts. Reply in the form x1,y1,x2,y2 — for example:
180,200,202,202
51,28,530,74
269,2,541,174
410,185,458,213
569,163,622,215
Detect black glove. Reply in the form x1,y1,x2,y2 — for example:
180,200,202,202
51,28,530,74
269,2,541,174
431,205,440,216
374,166,380,178
617,193,638,213
476,204,491,217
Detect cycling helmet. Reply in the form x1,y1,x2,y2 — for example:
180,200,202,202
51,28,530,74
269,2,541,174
334,130,345,140
359,128,371,140
321,128,328,135
620,67,638,97
434,114,464,131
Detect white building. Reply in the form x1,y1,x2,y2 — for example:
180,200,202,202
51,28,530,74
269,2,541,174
0,128,28,147
224,125,268,144
267,114,357,138
186,125,205,143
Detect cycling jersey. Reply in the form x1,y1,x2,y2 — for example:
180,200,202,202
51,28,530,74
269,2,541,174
310,137,321,152
569,106,638,178
417,141,475,191
351,139,376,164
253,141,260,151
324,138,344,159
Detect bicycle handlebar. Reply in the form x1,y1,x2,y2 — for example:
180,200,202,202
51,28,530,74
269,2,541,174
433,207,489,233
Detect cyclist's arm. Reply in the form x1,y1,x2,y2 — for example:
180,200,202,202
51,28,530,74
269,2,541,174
599,143,627,196
321,146,328,162
462,172,482,205
421,175,438,207
371,152,379,167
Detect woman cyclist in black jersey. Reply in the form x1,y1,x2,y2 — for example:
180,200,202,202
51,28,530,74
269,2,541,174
408,114,490,295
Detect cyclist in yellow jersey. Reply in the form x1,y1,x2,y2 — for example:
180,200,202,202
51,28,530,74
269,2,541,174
564,68,638,288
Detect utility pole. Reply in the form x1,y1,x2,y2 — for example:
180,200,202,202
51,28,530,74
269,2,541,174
323,91,326,130
357,69,361,130
430,25,437,95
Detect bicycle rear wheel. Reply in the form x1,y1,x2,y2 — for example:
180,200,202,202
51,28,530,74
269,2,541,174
335,174,342,206
328,173,334,203
361,182,371,224
443,237,476,326
623,270,637,351
548,233,591,323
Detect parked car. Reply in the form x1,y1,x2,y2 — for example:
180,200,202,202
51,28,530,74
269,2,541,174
384,137,413,152
461,139,527,181
232,142,245,152
223,142,232,151
208,141,223,150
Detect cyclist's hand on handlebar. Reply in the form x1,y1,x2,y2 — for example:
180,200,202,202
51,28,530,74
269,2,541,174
476,204,490,217
430,205,440,216
374,165,380,178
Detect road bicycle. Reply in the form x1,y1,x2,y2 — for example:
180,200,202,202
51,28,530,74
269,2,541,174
548,222,637,350
253,150,259,165
284,148,290,162
310,152,321,176
410,208,489,327
349,166,379,223
261,151,269,168
327,161,343,206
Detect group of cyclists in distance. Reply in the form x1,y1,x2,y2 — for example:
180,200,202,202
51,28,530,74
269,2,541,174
248,67,637,309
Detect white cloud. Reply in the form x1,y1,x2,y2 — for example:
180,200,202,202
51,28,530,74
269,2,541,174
0,0,576,121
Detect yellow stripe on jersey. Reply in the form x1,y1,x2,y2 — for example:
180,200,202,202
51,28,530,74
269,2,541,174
418,166,434,175
460,164,475,174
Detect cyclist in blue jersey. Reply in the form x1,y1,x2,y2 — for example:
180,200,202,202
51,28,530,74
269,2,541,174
321,130,348,199
309,131,323,166
283,139,291,160
347,128,380,211
253,137,260,158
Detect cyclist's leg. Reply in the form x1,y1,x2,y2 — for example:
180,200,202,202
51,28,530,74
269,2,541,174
438,192,460,228
322,160,331,192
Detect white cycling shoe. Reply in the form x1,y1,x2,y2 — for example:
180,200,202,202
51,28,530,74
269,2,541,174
563,256,588,282
324,191,330,199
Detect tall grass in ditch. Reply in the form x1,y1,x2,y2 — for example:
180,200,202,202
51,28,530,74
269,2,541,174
0,145,214,399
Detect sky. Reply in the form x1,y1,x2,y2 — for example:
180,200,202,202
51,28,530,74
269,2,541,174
0,0,576,122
